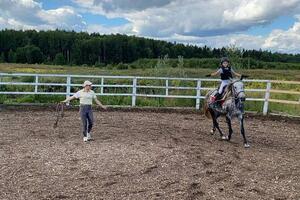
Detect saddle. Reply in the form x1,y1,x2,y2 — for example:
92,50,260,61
210,85,228,105
210,92,224,105
209,83,234,111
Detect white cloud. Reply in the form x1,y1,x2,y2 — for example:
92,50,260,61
223,0,299,22
159,33,265,51
0,0,43,25
38,7,86,31
74,0,300,38
71,0,300,53
263,16,300,53
0,0,86,31
134,0,300,37
72,0,107,16
0,16,52,30
159,16,300,54
93,0,173,12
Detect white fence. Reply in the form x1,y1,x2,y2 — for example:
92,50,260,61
0,73,299,115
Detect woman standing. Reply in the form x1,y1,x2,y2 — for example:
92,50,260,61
62,80,107,142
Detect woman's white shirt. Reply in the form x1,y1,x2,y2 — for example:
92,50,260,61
74,89,96,105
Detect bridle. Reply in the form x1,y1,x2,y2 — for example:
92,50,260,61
231,80,245,100
230,81,246,112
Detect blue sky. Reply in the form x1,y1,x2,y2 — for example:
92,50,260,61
81,13,129,27
244,15,296,36
37,0,75,9
1,0,300,53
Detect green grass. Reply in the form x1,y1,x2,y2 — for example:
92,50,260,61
0,63,299,116
1,63,300,80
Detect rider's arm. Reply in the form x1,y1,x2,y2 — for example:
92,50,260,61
210,68,221,76
231,68,241,77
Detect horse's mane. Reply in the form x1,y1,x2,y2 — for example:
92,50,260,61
222,81,237,101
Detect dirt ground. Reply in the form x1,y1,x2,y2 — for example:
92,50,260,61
0,108,299,200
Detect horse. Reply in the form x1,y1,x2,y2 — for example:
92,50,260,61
204,77,250,148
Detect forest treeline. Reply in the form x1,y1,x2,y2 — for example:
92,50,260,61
1,29,300,68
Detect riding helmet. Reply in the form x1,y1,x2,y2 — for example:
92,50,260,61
220,57,230,64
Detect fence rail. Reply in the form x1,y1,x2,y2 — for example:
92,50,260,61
0,73,299,115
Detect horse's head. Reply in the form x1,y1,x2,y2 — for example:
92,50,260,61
232,80,246,101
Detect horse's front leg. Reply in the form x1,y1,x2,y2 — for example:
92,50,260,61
210,126,216,134
239,115,250,148
225,115,233,141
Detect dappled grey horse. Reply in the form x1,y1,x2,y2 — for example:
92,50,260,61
204,78,250,148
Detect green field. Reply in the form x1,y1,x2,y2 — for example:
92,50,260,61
0,63,300,80
0,63,299,116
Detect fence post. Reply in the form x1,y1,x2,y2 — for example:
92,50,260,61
0,75,2,92
263,81,271,115
132,77,137,106
101,77,104,94
196,80,201,110
34,75,39,94
66,76,71,105
165,79,169,96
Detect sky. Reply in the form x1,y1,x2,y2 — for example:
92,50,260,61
1,0,300,54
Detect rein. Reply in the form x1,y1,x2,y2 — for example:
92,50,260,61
53,102,64,128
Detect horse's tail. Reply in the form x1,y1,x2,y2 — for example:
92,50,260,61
203,93,212,119
203,102,212,119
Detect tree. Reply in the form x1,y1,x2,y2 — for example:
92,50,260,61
0,52,5,63
225,44,243,69
26,45,43,64
54,53,66,65
8,49,16,63
0,29,300,66
16,45,43,64
16,47,27,63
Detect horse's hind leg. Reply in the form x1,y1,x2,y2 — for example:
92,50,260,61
208,109,216,134
226,115,233,141
210,111,224,139
239,115,250,148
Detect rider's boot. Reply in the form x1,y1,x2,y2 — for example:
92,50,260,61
213,93,222,108
211,93,226,113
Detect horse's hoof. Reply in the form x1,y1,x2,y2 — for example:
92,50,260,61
210,129,215,134
222,136,228,140
244,143,250,148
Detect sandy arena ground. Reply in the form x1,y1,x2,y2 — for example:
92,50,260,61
0,108,299,200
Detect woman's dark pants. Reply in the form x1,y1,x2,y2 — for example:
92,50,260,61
80,105,93,137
